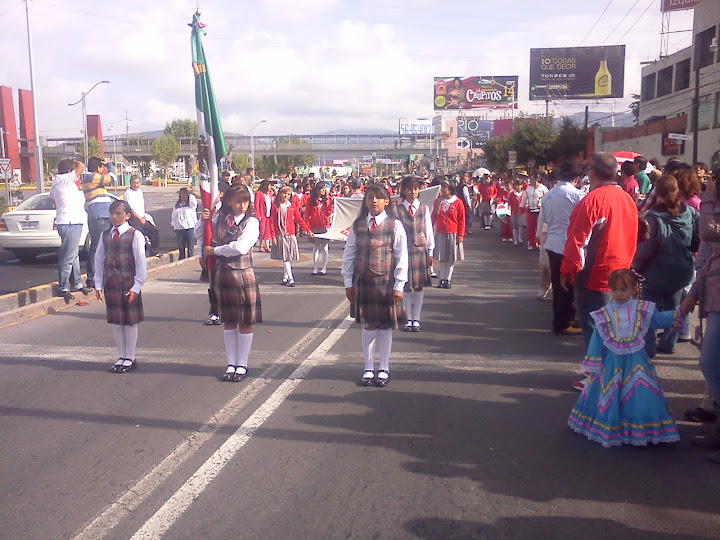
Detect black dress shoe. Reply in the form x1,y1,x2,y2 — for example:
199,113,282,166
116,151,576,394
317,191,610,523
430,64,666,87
118,359,137,373
685,407,718,423
56,289,74,303
376,369,390,387
360,370,375,386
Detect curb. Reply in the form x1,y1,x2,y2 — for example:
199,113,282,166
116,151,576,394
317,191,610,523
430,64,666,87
0,251,198,330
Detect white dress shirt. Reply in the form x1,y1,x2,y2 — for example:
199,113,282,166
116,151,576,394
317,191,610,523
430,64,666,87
123,187,146,218
520,183,548,211
49,171,87,225
341,210,408,291
537,181,585,254
171,194,198,230
213,213,260,257
93,221,147,294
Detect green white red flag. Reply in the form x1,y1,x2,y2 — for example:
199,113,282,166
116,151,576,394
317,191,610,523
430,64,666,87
189,11,226,249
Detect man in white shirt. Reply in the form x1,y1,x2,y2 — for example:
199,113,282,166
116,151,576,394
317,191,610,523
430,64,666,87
49,158,92,300
520,173,548,250
124,175,160,256
538,162,585,335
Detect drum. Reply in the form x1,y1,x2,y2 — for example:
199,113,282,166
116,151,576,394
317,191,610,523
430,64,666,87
495,202,511,219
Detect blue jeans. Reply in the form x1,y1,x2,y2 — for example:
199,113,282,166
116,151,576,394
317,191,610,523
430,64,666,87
86,217,110,285
175,229,194,259
642,287,683,357
56,223,83,290
574,284,611,351
700,312,720,412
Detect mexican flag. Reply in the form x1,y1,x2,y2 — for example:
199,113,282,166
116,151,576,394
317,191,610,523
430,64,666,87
190,11,226,250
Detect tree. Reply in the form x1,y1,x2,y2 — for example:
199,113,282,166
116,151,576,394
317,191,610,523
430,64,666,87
484,134,514,171
164,118,198,139
254,137,316,177
552,118,587,162
232,154,250,174
152,133,180,178
75,136,102,163
512,118,556,167
628,93,640,125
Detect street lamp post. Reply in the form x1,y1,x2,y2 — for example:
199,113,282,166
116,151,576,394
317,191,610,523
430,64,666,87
68,80,110,165
249,120,266,170
24,0,44,192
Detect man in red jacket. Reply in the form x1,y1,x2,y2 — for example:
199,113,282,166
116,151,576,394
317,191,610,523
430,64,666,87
560,152,638,347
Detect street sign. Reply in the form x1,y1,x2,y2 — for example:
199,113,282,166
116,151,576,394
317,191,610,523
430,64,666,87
668,132,693,141
0,158,10,180
508,151,517,167
456,137,471,150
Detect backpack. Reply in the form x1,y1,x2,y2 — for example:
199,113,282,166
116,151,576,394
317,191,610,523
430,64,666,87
643,209,695,292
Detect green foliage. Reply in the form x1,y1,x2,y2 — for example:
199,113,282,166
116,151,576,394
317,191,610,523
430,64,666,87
0,195,7,215
254,137,316,177
76,136,102,163
232,154,250,174
552,118,587,162
164,119,198,139
629,93,640,125
152,133,181,178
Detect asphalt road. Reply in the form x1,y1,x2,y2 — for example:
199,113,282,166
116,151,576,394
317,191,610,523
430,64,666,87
0,226,718,539
0,187,187,295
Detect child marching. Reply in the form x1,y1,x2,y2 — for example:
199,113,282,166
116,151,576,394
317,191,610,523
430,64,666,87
341,184,408,387
201,185,262,382
394,176,433,332
270,186,313,287
431,181,465,289
303,182,334,276
568,269,690,447
94,199,147,373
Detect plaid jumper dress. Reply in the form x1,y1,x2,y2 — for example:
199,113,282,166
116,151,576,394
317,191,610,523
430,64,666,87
213,214,263,325
350,216,404,330
101,227,144,325
395,203,431,291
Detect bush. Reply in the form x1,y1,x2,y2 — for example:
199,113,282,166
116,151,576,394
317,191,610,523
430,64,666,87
0,195,7,215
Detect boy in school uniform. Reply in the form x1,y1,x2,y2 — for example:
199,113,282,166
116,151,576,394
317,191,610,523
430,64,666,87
95,199,147,373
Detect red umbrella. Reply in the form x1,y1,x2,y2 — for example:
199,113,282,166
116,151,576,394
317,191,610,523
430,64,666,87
612,151,642,163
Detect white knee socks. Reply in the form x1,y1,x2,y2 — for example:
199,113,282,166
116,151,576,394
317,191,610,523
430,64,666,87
437,261,448,281
224,329,238,366
362,329,378,372
236,331,253,369
447,264,455,282
312,245,320,272
113,325,126,359
283,261,294,282
412,290,424,321
124,325,138,360
378,329,392,373
320,244,328,273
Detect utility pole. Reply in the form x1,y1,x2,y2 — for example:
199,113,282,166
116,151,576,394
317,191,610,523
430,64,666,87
24,0,44,192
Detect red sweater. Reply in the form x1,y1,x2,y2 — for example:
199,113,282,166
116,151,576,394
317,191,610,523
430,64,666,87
303,198,334,231
561,184,638,291
432,197,466,239
270,202,312,237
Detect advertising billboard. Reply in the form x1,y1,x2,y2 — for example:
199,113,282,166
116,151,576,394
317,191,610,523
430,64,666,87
529,46,625,100
434,76,518,110
456,118,493,149
399,118,434,135
661,0,702,12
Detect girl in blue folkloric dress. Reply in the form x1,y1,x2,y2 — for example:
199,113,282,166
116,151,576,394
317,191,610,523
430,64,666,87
568,268,692,447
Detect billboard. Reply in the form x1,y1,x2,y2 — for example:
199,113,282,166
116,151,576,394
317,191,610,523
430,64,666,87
399,118,434,135
456,118,493,149
434,76,518,110
529,46,625,100
661,0,702,12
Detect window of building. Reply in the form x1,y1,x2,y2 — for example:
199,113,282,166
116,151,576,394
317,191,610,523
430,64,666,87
675,58,691,91
695,26,717,70
642,72,656,102
714,92,720,128
698,94,712,130
657,65,673,97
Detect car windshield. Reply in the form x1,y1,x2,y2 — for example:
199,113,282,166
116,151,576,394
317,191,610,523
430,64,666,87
14,195,56,211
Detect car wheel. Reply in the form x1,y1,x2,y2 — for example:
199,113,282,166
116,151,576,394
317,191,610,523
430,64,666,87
13,249,38,264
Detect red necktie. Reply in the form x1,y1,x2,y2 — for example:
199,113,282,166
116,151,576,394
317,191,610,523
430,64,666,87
408,205,415,218
112,228,119,242
370,217,377,231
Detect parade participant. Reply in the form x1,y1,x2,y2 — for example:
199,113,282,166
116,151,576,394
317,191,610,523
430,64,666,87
201,185,261,382
94,199,147,373
270,186,313,287
508,179,525,247
171,187,198,259
304,182,334,276
349,178,364,198
478,174,496,230
618,161,640,202
49,158,91,301
459,172,474,235
432,181,465,289
568,268,687,447
497,180,513,242
632,174,699,357
394,176,433,332
124,174,160,257
519,172,547,250
560,152,638,348
254,180,273,252
537,162,585,334
81,157,116,288
341,184,408,386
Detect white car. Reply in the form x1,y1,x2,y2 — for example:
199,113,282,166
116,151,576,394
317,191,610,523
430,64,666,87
0,193,90,263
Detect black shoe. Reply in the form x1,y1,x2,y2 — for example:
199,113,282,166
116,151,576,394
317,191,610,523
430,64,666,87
311,271,318,276
110,359,124,373
376,369,390,387
685,407,718,423
118,359,137,373
319,271,327,276
360,370,375,386
437,280,445,289
287,281,295,287
446,281,451,289
71,286,93,295
656,345,675,355
222,366,236,382
56,289,74,303
412,321,421,332
233,367,247,382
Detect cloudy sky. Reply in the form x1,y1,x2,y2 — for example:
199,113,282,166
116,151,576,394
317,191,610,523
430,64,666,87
0,0,695,139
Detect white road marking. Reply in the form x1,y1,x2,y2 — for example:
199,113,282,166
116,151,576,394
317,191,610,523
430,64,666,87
128,315,354,540
72,299,348,540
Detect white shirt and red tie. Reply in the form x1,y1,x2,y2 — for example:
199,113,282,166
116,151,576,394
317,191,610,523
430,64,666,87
93,221,147,294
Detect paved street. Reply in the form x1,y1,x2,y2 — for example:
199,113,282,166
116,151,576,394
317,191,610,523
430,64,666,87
0,228,718,539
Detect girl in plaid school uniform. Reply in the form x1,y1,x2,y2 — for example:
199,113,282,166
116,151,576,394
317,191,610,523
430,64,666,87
270,186,313,287
394,176,434,332
202,186,262,382
94,199,147,373
341,184,408,387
